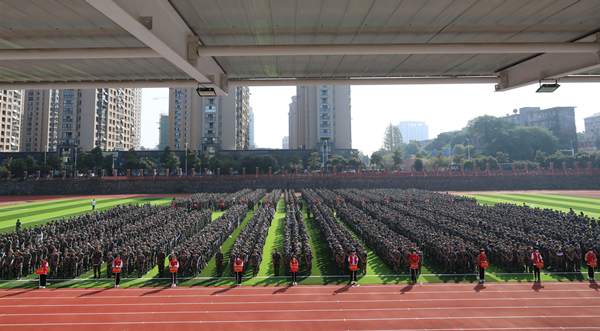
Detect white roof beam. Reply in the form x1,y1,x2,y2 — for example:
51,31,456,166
86,0,227,95
495,33,600,92
229,77,501,87
0,80,197,89
198,43,600,57
0,48,159,60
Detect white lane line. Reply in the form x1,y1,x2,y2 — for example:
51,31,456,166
0,281,590,291
0,296,596,308
0,315,596,326
1,288,597,300
1,305,597,316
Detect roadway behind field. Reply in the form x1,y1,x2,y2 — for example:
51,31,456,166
0,194,191,207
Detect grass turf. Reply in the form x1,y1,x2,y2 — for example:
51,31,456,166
468,193,600,219
1,193,599,288
0,197,173,232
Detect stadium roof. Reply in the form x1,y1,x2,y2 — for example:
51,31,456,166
1,0,600,94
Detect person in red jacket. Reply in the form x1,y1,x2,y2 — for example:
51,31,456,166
477,248,487,283
348,251,359,286
409,249,420,284
169,255,179,287
112,254,123,288
234,256,244,286
585,249,597,281
38,258,48,289
290,256,299,285
532,247,543,283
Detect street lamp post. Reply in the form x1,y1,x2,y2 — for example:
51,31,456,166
185,143,188,175
465,138,471,160
44,145,47,164
570,139,576,155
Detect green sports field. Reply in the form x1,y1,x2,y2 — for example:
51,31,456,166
0,192,598,289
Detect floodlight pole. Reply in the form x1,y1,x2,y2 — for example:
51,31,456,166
185,143,188,175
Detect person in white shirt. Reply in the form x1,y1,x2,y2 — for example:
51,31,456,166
92,199,96,210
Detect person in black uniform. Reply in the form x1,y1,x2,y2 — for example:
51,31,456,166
272,248,281,276
157,248,166,277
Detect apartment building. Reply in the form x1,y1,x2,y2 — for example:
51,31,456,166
158,114,169,150
0,89,24,152
504,106,576,148
288,85,352,153
584,112,600,146
167,86,250,153
21,89,59,153
21,88,141,161
398,121,429,143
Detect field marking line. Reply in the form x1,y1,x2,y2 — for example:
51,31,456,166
1,289,597,300
0,314,597,326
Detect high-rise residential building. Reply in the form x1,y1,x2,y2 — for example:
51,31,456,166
157,114,169,150
584,112,600,147
249,107,255,149
504,107,577,148
398,121,429,143
288,85,351,153
168,86,250,154
0,89,24,152
21,88,141,160
282,136,289,149
21,89,59,153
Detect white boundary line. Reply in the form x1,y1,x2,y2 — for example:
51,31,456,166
0,271,588,282
0,305,598,316
0,296,596,308
0,315,596,326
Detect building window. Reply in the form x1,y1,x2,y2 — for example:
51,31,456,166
320,105,330,111
205,106,216,112
63,92,75,98
63,100,74,107
320,129,331,136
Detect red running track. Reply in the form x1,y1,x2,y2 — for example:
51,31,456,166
1,282,599,331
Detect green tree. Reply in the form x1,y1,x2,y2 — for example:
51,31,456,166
369,151,383,170
186,149,202,171
76,152,95,172
26,155,40,173
9,158,27,176
286,152,303,170
45,155,64,171
495,151,510,163
406,140,420,156
534,150,547,165
160,146,180,171
348,151,365,168
392,149,404,166
0,166,7,178
413,158,424,171
307,152,322,168
123,148,142,170
382,123,403,153
453,144,466,156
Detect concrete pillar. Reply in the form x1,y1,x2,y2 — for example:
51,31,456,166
449,164,452,172
75,170,78,178
371,165,375,173
359,166,362,174
563,162,567,172
537,163,541,171
152,169,156,177
487,163,490,172
255,167,259,177
512,163,516,172
230,168,233,176
101,169,105,178
384,166,388,173
268,167,271,175
139,169,143,178
575,162,579,170
473,164,477,173
589,162,593,170
62,170,66,179
550,163,554,171
204,168,208,176
320,166,323,175
296,167,299,175
165,169,169,177
191,168,195,176
435,164,439,172
127,169,131,177
216,168,220,176
7,171,10,179
114,169,118,177
49,171,53,179
242,167,245,176
334,166,337,175
87,170,91,178
346,166,349,174
461,164,464,172
23,171,27,179
281,167,284,176
36,170,40,180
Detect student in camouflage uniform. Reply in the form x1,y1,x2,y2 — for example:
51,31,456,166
215,248,224,277
250,250,260,277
